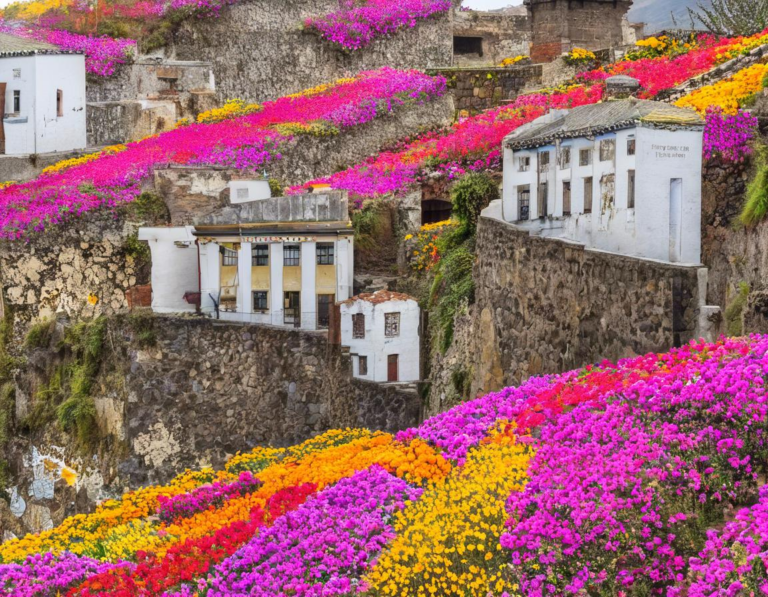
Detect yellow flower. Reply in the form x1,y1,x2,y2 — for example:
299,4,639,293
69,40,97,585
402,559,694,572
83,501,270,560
87,294,98,306
676,63,768,115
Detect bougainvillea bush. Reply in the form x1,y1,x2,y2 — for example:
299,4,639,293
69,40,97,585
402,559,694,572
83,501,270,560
1,336,767,596
0,68,446,239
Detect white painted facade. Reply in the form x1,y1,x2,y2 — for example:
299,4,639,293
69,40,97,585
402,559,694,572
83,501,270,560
340,292,421,383
137,227,199,314
228,179,271,204
0,52,87,156
502,106,704,264
197,234,354,330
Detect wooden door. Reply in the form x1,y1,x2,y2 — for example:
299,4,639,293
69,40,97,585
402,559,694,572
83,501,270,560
387,354,399,383
0,83,6,155
563,181,571,216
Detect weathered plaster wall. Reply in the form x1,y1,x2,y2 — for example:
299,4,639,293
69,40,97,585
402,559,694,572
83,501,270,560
2,316,421,538
427,209,703,415
169,0,460,102
429,65,543,112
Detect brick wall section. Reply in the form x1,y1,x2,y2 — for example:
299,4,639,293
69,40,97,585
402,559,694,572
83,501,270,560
427,214,702,415
429,65,543,112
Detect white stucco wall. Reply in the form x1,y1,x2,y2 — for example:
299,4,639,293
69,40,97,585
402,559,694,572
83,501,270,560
0,53,86,156
502,124,702,265
228,180,271,204
138,227,199,313
340,298,421,383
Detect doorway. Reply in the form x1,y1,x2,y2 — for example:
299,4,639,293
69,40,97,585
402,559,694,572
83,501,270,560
669,179,683,263
387,354,399,383
317,294,334,329
284,291,300,326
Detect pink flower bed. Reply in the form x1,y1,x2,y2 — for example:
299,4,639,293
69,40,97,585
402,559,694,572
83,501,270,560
0,68,445,239
304,0,452,50
0,21,135,77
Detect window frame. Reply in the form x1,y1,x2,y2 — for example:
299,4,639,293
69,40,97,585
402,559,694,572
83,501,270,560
579,148,592,167
316,242,335,266
251,244,269,267
56,89,63,118
352,313,365,339
283,244,301,267
518,155,531,172
599,139,616,162
517,185,531,221
12,90,20,114
252,290,268,313
560,147,571,169
562,180,572,216
628,169,636,209
358,355,368,376
583,177,593,214
627,138,636,156
221,247,238,266
385,312,401,338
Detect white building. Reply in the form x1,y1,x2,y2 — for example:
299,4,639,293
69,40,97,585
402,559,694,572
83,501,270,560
340,290,421,383
140,190,354,331
0,32,87,155
502,99,704,264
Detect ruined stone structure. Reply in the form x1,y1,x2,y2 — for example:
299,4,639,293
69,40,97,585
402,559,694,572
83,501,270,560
526,0,634,63
452,9,530,67
170,0,461,103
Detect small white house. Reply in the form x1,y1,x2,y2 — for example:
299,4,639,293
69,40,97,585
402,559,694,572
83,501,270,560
340,290,421,384
0,32,87,155
502,99,704,264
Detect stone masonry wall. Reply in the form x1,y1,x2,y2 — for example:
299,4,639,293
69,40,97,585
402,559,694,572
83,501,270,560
0,211,144,327
429,65,543,112
118,317,421,486
528,0,633,63
427,212,703,415
170,0,460,103
452,11,530,67
1,316,421,538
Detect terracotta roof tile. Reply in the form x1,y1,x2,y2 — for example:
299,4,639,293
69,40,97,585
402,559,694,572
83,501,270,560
340,290,417,306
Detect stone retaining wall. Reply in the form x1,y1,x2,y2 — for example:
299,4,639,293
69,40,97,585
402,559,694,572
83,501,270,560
427,210,704,415
429,65,543,112
169,0,460,103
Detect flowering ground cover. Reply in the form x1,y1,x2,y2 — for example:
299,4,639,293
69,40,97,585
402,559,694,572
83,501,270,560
0,68,445,240
1,336,767,596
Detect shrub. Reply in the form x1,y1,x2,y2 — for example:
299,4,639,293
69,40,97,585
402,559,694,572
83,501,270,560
724,281,750,336
24,319,54,349
741,148,768,226
450,172,499,236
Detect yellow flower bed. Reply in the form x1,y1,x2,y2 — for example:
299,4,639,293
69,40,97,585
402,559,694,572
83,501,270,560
676,63,768,115
715,32,768,64
196,98,262,124
41,144,126,176
408,219,458,271
565,47,596,64
366,427,531,597
0,469,223,562
287,77,358,99
498,55,528,67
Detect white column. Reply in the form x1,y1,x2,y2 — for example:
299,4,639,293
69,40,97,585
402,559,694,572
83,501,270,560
502,146,516,222
199,242,221,318
301,241,317,330
337,238,352,301
238,242,252,323
270,241,284,326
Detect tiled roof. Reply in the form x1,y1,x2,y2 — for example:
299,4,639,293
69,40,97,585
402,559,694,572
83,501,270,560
505,99,704,150
0,32,67,57
340,290,417,306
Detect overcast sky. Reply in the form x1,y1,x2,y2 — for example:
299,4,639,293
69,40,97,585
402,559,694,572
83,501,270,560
463,0,523,9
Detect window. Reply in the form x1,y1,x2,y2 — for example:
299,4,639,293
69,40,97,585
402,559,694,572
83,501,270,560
352,313,365,339
284,244,300,266
252,244,268,266
13,90,20,114
284,291,300,325
56,89,63,117
601,174,615,211
316,243,334,265
253,291,268,312
12,68,20,79
579,148,592,167
628,170,636,209
599,139,615,162
518,185,531,221
237,187,249,201
538,182,548,218
385,312,401,338
221,247,238,266
453,36,483,56
317,294,334,328
358,355,368,376
518,156,530,172
560,147,571,169
563,181,572,216
583,177,593,214
627,138,636,156
539,151,550,172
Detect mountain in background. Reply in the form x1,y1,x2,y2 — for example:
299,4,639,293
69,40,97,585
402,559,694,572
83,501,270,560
628,0,711,33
